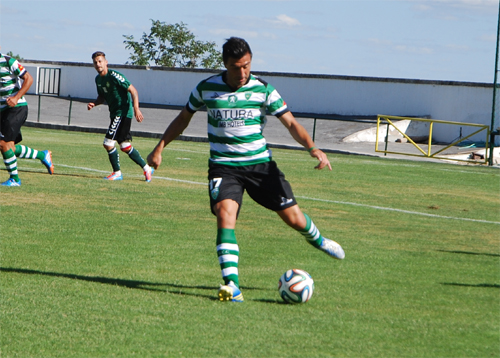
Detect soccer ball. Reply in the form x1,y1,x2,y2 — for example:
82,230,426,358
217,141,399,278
278,269,314,304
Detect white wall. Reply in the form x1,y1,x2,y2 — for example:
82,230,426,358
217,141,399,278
23,60,496,144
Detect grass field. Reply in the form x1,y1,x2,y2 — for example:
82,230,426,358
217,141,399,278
1,127,499,358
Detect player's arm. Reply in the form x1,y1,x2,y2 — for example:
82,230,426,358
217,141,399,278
87,94,105,110
147,106,194,169
278,111,332,170
6,71,33,107
128,84,144,122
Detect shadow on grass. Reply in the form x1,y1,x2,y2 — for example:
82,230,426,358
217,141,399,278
0,267,271,301
441,282,500,289
436,249,500,257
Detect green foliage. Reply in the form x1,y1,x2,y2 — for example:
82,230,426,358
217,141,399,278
123,19,224,69
5,51,23,61
1,128,499,357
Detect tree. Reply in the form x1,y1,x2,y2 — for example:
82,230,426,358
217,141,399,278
123,20,224,69
5,51,23,61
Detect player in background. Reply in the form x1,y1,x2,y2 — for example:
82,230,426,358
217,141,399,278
0,51,54,187
147,37,345,302
87,51,153,182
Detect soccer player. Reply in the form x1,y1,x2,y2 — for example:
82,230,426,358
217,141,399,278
87,51,153,182
147,37,345,302
0,52,54,187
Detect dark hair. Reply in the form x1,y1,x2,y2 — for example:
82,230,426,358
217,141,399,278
91,51,106,60
222,37,252,64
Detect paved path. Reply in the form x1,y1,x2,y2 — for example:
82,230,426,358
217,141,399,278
24,95,487,164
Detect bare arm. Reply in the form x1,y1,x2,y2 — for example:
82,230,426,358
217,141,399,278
147,107,195,169
6,71,33,107
128,84,144,122
278,111,332,170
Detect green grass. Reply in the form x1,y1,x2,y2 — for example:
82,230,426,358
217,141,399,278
1,127,499,357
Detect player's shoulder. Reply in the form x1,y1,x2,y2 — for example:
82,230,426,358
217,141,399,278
108,69,128,83
0,54,18,68
251,74,269,87
200,72,224,86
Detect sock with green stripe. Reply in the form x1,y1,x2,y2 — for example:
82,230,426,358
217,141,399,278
298,213,324,248
14,145,45,160
216,228,240,288
2,149,20,182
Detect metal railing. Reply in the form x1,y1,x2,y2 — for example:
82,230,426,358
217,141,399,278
376,115,490,164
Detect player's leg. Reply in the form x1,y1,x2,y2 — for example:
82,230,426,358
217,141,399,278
119,141,154,182
0,107,27,186
0,140,20,186
277,205,345,260
208,165,245,302
103,138,122,180
214,199,244,302
15,145,54,174
115,116,153,182
245,161,345,259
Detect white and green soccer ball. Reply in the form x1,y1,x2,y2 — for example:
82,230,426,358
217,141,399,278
278,269,314,304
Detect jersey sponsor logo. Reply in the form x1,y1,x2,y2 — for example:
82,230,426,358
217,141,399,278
228,95,237,103
218,120,245,128
209,109,254,120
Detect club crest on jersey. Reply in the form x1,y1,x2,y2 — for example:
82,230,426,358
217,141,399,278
245,92,252,100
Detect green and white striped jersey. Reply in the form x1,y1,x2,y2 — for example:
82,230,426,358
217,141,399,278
0,54,28,112
187,72,289,166
95,69,133,119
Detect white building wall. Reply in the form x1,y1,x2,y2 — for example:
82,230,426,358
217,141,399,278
23,60,496,144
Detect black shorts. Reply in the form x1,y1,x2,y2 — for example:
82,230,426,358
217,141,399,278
208,161,297,217
105,115,132,144
0,105,28,143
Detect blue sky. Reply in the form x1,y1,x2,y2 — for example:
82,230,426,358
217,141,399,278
1,0,498,83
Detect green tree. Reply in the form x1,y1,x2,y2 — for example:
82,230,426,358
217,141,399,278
5,51,23,61
123,20,223,69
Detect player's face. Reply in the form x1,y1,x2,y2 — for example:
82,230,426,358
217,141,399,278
93,56,108,75
224,52,252,90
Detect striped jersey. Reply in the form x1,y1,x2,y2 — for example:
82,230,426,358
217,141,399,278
95,69,133,119
187,72,289,166
0,54,28,112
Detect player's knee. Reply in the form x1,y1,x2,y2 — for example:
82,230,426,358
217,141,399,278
103,138,116,150
120,142,132,153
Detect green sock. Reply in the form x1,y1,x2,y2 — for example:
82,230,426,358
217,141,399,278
2,149,20,182
298,213,324,248
107,148,120,172
127,147,147,168
14,145,44,160
216,228,240,288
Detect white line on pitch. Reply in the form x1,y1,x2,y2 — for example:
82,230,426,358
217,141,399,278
54,164,500,225
297,196,500,225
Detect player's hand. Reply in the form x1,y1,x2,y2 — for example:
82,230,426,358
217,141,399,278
310,149,332,171
6,96,19,107
87,103,95,110
147,147,162,170
135,108,144,122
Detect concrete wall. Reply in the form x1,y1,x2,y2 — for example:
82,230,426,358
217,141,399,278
23,60,496,144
